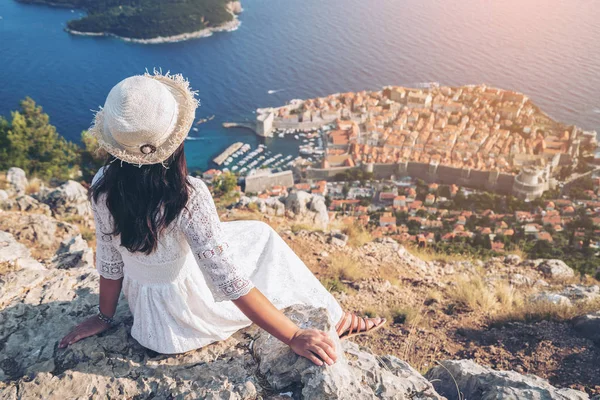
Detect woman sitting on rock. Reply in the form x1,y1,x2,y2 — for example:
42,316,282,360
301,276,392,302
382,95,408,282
58,71,386,365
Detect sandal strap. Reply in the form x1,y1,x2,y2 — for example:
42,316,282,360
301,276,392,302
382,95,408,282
336,312,351,337
349,314,357,336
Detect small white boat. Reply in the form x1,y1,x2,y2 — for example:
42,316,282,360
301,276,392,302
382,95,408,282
294,135,299,140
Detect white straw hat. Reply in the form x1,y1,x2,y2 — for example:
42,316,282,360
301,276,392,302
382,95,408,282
88,70,200,166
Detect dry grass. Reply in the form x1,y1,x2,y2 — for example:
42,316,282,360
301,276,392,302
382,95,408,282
447,276,524,314
406,246,476,263
425,289,444,306
328,253,367,281
505,246,527,261
398,307,441,374
226,212,263,222
387,305,424,327
378,263,400,286
290,223,323,234
25,180,41,195
448,276,498,313
341,221,373,248
0,261,20,276
320,277,350,294
490,298,600,326
246,202,259,212
0,172,8,190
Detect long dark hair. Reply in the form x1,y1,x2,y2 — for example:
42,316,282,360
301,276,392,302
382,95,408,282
90,142,193,255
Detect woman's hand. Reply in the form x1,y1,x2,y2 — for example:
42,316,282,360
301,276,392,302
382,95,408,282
288,328,337,366
58,316,111,349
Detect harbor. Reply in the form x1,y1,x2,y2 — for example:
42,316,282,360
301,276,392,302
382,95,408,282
210,125,329,177
212,142,244,165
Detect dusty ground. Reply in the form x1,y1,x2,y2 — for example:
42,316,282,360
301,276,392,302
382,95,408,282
4,204,599,396
234,213,600,396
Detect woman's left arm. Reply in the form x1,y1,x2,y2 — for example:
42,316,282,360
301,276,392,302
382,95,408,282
233,288,337,366
182,179,336,365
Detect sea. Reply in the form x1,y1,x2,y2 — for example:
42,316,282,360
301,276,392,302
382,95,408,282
1,0,599,171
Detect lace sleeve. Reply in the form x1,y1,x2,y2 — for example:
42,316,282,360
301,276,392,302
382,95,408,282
181,178,254,302
91,198,124,280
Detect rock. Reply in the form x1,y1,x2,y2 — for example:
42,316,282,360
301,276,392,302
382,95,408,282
0,212,78,255
6,167,28,195
0,260,444,400
13,195,52,215
329,232,349,247
51,235,94,269
559,285,600,302
509,273,533,287
264,197,285,216
529,292,572,306
573,312,600,345
285,190,312,215
426,359,590,400
237,195,253,207
0,190,9,205
504,254,521,265
538,259,575,280
0,231,44,270
41,180,92,218
309,195,329,228
253,304,442,399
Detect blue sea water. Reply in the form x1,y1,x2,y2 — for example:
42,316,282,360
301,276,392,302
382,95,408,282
1,0,599,170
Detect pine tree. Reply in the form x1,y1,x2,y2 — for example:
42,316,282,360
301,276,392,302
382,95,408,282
1,97,79,180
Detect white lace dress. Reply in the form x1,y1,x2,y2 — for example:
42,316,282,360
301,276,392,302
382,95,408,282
91,171,344,354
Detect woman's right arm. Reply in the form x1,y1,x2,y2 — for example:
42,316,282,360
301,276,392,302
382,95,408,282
59,192,125,348
59,276,122,348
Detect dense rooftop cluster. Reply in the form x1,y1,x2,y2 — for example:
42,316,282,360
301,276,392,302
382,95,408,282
273,85,595,174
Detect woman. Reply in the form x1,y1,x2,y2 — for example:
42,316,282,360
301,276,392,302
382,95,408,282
58,71,386,366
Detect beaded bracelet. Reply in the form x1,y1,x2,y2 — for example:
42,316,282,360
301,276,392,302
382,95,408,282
96,306,115,325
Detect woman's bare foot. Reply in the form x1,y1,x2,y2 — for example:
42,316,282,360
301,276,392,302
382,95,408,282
335,311,386,340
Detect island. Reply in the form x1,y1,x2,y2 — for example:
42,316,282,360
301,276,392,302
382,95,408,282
16,0,243,43
249,84,598,200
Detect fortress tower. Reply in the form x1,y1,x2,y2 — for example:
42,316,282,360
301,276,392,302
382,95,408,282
512,167,548,200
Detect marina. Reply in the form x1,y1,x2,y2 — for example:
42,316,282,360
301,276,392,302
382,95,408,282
212,142,244,165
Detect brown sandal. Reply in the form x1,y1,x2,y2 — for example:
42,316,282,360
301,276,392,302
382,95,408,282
336,311,387,340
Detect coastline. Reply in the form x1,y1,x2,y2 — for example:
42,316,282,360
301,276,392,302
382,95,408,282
66,17,241,44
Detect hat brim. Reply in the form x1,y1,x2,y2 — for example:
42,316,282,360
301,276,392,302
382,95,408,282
88,71,199,166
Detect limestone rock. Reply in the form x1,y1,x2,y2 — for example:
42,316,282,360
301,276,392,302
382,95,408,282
309,195,329,228
6,167,28,195
328,231,349,247
285,190,312,215
504,254,522,265
559,285,600,302
41,180,92,218
538,259,575,279
1,230,45,271
0,260,444,400
13,195,51,215
529,292,572,306
509,273,533,287
51,235,94,269
264,197,285,216
0,212,78,256
253,304,442,399
573,312,600,345
426,359,589,400
0,230,31,264
0,190,9,206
